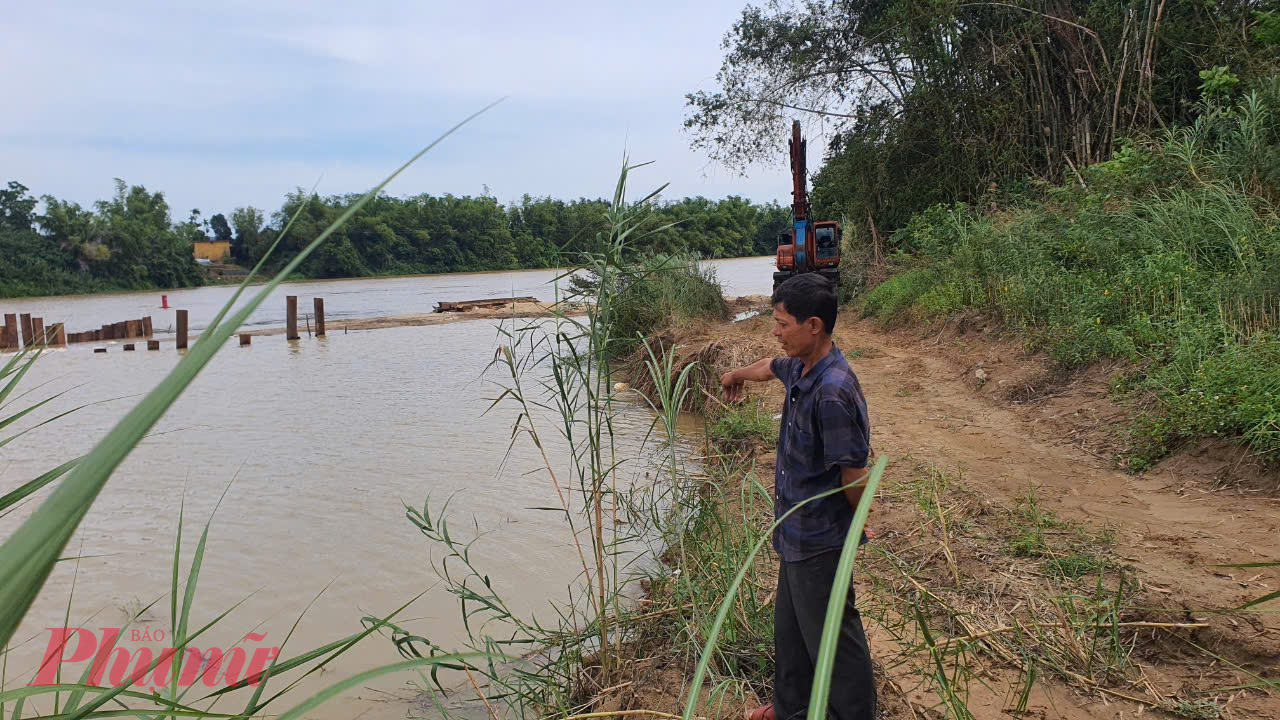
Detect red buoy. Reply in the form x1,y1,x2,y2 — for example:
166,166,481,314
161,294,169,309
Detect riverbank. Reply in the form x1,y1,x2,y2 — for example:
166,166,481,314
596,312,1278,720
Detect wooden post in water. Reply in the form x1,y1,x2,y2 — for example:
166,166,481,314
1,314,15,349
176,310,189,350
123,343,135,351
147,340,160,351
20,314,34,347
240,334,251,347
126,320,140,338
52,323,66,347
286,296,299,340
31,318,45,347
314,298,326,337
142,316,153,337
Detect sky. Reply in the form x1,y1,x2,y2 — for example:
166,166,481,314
1,0,796,219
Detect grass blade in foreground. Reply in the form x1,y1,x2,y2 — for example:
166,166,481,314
0,99,501,651
806,456,886,720
274,655,492,720
681,468,884,720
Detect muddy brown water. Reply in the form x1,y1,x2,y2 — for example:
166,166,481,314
1,255,777,336
0,258,775,718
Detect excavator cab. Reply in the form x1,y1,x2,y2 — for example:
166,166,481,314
814,222,840,262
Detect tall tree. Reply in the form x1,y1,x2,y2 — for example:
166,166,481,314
687,0,1279,238
209,213,233,244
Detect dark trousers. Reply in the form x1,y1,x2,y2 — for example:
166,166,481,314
774,550,876,720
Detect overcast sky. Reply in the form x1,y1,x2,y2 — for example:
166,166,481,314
1,1,796,219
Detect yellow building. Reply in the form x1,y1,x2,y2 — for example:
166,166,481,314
193,240,231,262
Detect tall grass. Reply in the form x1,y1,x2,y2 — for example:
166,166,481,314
858,89,1280,467
393,163,885,720
0,104,502,717
572,252,728,359
388,161,683,715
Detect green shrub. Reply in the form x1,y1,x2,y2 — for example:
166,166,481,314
707,396,776,451
1132,334,1280,462
602,254,727,356
860,268,939,323
853,90,1280,463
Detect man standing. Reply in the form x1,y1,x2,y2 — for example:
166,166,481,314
720,274,876,720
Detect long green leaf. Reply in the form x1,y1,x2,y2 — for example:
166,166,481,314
23,710,235,720
236,578,337,716
681,481,864,720
0,684,215,712
199,590,425,703
0,460,78,515
63,592,256,720
0,100,500,651
0,349,42,410
273,654,493,720
0,395,124,451
168,476,235,716
806,456,886,720
1237,588,1280,610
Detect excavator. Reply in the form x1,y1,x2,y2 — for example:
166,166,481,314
774,120,841,292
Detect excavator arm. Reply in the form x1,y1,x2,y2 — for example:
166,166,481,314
774,120,840,291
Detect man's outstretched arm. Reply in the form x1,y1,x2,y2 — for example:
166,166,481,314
720,358,776,402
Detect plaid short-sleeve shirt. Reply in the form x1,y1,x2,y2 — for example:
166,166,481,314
770,346,871,562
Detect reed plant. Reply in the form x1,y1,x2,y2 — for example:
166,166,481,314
394,159,886,720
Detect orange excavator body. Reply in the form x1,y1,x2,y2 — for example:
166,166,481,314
774,120,841,291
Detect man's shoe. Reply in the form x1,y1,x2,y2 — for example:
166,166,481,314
744,704,775,720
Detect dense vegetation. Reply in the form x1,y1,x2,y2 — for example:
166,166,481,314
0,180,788,298
688,0,1280,241
577,253,728,359
861,89,1280,465
690,1,1280,466
0,180,204,298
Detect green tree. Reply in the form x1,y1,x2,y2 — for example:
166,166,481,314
209,212,233,244
230,206,266,263
0,182,37,231
688,0,1280,241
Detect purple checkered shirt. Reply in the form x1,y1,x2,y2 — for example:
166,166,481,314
770,346,871,562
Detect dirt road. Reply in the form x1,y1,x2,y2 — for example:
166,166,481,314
690,312,1279,719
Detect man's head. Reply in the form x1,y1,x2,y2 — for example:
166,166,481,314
771,274,837,357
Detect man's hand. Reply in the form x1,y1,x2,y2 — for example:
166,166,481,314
719,358,777,403
721,369,745,403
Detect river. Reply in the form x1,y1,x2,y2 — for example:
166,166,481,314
1,255,776,335
0,256,775,718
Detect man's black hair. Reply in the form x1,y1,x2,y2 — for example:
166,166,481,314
771,274,837,334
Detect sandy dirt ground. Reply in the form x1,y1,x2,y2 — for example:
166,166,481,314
629,309,1278,720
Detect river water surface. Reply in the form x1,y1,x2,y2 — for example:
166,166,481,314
0,256,775,718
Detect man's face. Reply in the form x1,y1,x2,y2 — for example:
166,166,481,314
772,303,822,357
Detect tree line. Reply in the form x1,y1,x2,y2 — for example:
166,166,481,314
687,0,1280,242
0,180,790,298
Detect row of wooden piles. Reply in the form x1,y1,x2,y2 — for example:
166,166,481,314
0,312,67,350
0,312,155,351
